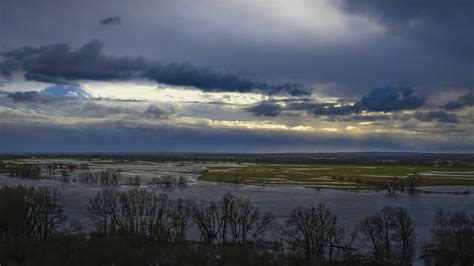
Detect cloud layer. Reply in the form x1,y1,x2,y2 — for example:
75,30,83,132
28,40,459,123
0,40,307,95
248,87,427,117
0,0,472,153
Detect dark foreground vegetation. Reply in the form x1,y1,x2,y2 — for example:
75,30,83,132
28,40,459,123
0,186,473,265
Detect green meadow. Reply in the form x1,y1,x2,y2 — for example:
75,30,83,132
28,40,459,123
198,163,474,188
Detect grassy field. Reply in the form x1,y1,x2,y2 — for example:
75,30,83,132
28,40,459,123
198,163,474,188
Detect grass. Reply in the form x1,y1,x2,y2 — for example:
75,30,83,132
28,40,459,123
198,163,474,188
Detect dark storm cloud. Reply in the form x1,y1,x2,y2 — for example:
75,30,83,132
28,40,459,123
0,40,308,95
340,0,474,57
143,63,307,95
444,91,474,111
0,0,472,95
1,40,147,83
413,111,459,124
247,87,425,117
246,101,282,117
359,87,426,112
100,16,121,26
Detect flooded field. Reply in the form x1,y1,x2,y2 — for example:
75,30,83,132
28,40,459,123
200,162,474,187
0,158,473,242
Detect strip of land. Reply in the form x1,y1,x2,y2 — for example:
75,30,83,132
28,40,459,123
198,163,474,188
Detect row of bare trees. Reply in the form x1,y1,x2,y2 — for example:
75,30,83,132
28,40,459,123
86,188,473,265
87,189,192,242
0,185,471,265
87,190,272,244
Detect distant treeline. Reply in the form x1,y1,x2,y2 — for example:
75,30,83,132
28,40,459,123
0,186,472,265
1,152,474,165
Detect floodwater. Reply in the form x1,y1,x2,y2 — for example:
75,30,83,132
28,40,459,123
1,159,473,244
1,174,473,243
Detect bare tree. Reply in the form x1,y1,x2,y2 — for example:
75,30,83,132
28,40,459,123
228,195,273,243
284,203,350,264
359,206,415,265
126,175,141,186
422,209,473,266
192,199,222,243
405,173,420,193
192,193,273,244
169,198,194,242
0,186,65,240
87,189,121,234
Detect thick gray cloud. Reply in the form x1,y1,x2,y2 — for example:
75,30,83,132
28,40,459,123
248,87,425,117
359,87,426,112
0,40,307,95
444,91,474,111
341,0,474,58
0,0,472,153
100,16,121,26
1,40,147,83
143,63,307,95
7,91,57,103
413,111,459,124
246,101,282,117
0,0,472,96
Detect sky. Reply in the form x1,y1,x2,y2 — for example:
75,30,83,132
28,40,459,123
0,0,473,153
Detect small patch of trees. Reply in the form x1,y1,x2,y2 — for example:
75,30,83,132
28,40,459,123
126,175,141,186
148,175,187,187
0,160,6,174
79,169,120,185
284,204,355,264
385,177,403,194
422,209,474,265
87,189,194,242
405,173,420,193
358,206,416,265
80,163,89,170
0,186,65,240
192,193,273,244
4,163,42,179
